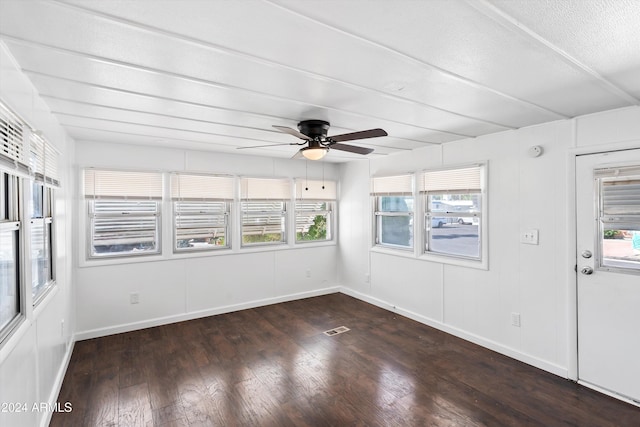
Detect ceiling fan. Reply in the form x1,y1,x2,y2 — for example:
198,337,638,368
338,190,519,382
238,120,387,160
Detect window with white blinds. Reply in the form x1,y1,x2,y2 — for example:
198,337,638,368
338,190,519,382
371,174,413,196
0,101,29,175
84,169,163,200
240,177,290,200
295,179,336,243
1,170,23,344
240,177,290,246
295,179,337,200
84,168,163,258
421,164,485,260
170,173,233,252
371,174,414,249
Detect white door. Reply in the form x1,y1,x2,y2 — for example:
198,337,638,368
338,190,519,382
576,148,640,403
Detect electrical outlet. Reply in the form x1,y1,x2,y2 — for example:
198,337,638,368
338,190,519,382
130,292,140,304
306,269,311,278
520,229,539,245
511,312,521,327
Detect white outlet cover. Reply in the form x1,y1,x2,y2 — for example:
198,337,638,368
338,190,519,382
520,229,539,245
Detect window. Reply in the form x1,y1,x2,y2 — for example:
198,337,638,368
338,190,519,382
295,179,336,242
1,100,27,344
595,165,640,273
372,174,413,249
1,172,22,343
29,130,58,303
84,169,163,258
171,173,233,251
420,165,484,260
30,181,54,302
240,177,290,246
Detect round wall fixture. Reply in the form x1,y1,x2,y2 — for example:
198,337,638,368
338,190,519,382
528,145,543,157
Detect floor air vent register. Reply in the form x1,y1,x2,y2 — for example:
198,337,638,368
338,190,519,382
323,326,350,336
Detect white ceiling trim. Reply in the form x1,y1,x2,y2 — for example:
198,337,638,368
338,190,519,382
467,0,640,106
264,0,570,120
45,0,517,131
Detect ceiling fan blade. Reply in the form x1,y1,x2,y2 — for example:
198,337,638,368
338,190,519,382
236,142,297,150
331,143,374,155
273,125,310,140
291,149,305,159
329,128,387,142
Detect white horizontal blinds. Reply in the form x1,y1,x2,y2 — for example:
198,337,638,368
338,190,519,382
170,173,234,201
44,140,60,186
597,166,640,216
84,169,163,200
420,166,482,195
371,174,413,196
0,101,29,174
28,131,60,186
295,179,337,200
241,177,290,200
29,131,45,181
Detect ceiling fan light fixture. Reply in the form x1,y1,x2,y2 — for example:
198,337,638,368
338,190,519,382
301,146,329,160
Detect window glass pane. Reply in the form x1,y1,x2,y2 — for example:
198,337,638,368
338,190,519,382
380,196,413,212
427,222,480,258
175,201,228,250
31,218,50,298
426,191,482,259
296,201,331,242
601,226,640,272
241,201,286,245
0,227,19,333
31,181,43,218
375,196,413,248
90,200,160,257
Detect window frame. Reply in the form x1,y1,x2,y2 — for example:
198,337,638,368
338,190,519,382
84,168,164,260
371,174,414,251
30,180,55,305
240,200,288,247
420,163,487,267
0,171,25,346
595,166,640,275
295,200,334,243
173,200,230,252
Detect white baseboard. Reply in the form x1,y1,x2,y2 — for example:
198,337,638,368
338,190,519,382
40,337,75,427
339,286,568,378
75,286,340,341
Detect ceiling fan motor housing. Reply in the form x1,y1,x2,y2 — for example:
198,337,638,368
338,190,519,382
298,120,330,139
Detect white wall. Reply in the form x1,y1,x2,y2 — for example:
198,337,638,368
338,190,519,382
0,43,74,427
338,106,640,378
74,141,341,338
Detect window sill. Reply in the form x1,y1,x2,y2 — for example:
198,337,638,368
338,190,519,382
370,246,488,270
419,252,488,270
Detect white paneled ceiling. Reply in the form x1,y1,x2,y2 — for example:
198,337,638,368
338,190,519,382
0,0,638,162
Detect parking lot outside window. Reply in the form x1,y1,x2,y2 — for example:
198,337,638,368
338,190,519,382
420,165,485,261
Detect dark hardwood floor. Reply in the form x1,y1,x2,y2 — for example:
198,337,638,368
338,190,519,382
51,293,640,426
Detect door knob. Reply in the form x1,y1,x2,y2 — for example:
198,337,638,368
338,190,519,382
581,266,594,275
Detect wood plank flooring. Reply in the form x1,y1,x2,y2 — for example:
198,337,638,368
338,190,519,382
51,293,640,426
